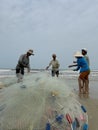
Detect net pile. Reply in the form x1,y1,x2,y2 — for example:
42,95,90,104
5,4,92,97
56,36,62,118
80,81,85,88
0,72,88,130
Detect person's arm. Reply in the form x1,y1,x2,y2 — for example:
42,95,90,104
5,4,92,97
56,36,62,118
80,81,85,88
73,61,77,63
46,61,52,70
86,56,90,66
74,66,80,71
68,64,77,68
18,55,27,67
27,64,30,73
68,64,80,71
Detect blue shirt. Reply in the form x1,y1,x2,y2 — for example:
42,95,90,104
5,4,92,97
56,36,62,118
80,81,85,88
76,57,90,73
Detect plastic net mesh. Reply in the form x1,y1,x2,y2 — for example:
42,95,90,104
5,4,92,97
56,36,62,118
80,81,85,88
0,72,88,130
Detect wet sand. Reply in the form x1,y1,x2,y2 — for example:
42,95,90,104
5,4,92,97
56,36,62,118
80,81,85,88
78,96,98,130
64,78,98,130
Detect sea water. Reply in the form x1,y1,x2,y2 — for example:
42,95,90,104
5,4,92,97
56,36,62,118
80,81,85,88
0,69,98,80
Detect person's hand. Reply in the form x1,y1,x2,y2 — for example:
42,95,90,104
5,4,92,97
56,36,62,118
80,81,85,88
73,61,77,63
23,64,27,67
68,65,73,68
73,69,77,71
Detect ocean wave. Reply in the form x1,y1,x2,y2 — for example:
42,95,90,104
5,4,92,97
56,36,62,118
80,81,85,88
0,69,98,80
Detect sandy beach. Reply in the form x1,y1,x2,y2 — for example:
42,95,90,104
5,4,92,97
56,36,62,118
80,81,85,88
79,97,98,130
64,78,98,130
0,73,98,130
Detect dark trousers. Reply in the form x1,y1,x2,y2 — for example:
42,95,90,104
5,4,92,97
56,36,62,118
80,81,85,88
51,70,59,77
16,65,24,75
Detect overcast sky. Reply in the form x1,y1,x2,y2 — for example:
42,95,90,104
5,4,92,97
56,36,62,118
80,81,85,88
0,0,98,70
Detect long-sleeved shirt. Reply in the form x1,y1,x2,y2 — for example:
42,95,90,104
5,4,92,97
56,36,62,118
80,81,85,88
49,59,60,71
18,54,30,69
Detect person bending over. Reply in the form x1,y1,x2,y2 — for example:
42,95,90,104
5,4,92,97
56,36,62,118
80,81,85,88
16,49,34,82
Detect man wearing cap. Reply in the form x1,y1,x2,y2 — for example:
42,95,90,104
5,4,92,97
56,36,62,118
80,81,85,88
68,51,90,94
81,48,90,66
16,49,34,82
46,54,60,77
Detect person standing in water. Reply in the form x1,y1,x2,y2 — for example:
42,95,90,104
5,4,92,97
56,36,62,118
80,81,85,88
16,49,34,82
81,48,90,93
68,51,90,94
81,48,90,66
46,54,60,77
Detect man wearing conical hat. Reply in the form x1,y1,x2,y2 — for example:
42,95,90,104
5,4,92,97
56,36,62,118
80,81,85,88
68,51,90,94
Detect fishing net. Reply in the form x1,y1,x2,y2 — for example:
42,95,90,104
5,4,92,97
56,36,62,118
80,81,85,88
0,72,88,130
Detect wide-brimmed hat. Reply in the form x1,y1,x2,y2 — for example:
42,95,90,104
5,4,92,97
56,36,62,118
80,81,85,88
82,48,87,52
74,51,83,57
27,49,34,55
